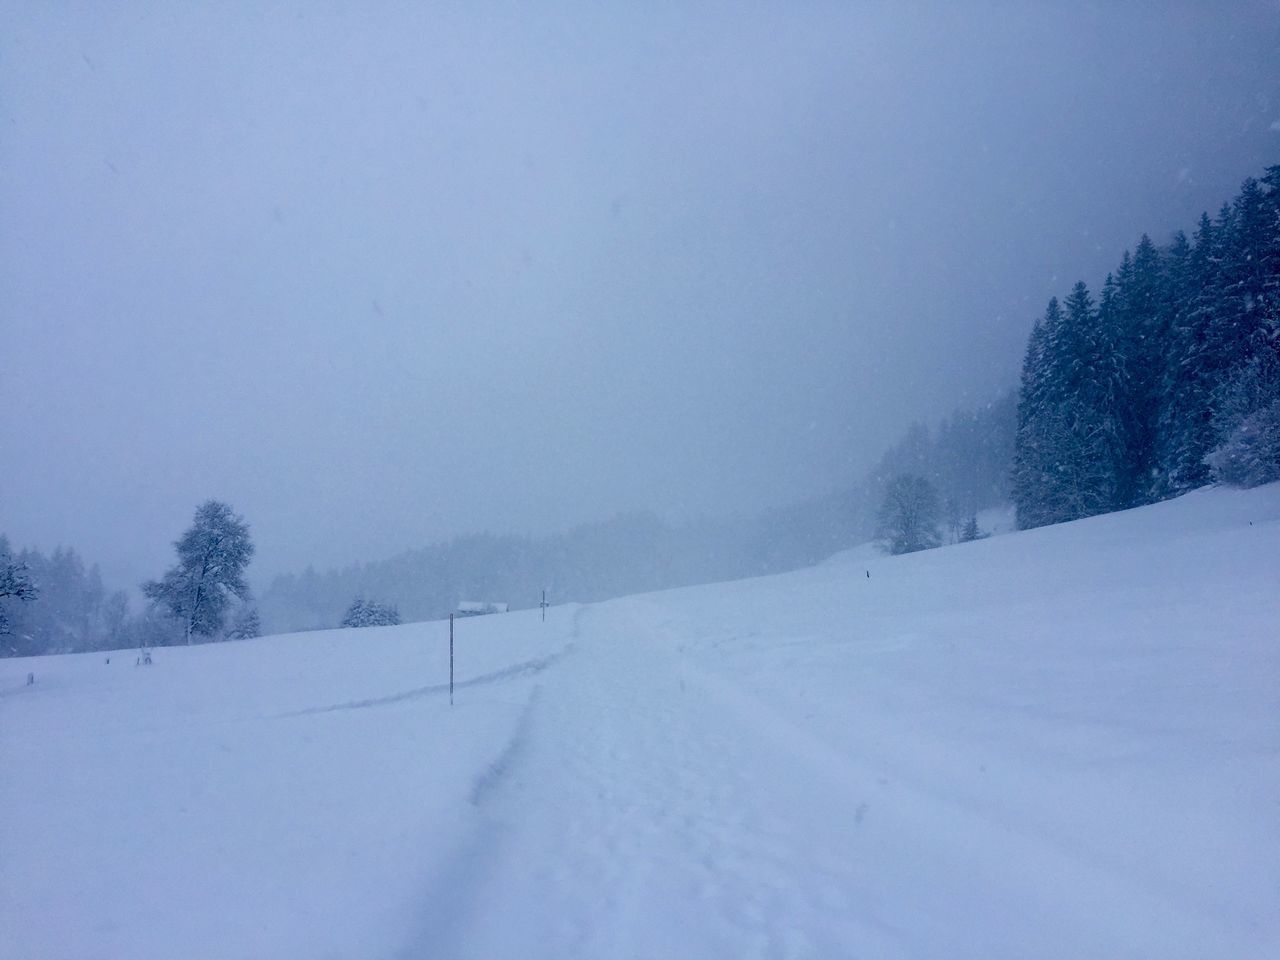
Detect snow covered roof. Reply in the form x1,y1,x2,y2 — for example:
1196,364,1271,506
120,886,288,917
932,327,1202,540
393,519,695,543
457,601,508,615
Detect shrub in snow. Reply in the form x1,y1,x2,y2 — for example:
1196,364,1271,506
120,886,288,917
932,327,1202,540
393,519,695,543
340,597,400,628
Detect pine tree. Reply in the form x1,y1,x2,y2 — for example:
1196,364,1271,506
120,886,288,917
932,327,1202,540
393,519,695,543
1165,215,1223,490
1109,237,1167,505
1014,166,1280,513
1013,288,1120,527
1012,302,1057,529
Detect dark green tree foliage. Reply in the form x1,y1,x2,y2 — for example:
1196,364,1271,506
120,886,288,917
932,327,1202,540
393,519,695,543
1015,167,1280,528
1155,228,1211,495
875,474,942,555
144,501,254,644
1014,295,1119,527
1113,236,1169,505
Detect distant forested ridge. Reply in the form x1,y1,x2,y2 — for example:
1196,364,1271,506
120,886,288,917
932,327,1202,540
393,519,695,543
1013,167,1280,528
257,395,1015,634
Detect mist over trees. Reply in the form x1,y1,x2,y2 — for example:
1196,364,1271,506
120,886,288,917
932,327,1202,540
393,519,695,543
9,166,1271,651
1014,167,1280,528
876,475,943,555
261,166,1277,632
241,171,1280,634
257,396,1016,633
0,502,259,658
0,538,107,657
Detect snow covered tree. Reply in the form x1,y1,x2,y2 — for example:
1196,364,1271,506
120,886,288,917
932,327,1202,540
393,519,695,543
1013,296,1108,529
101,590,131,650
340,597,400,628
1014,165,1279,523
0,542,39,650
1205,352,1280,487
224,605,262,641
1155,227,1215,495
959,516,985,542
1110,237,1168,506
875,474,942,555
143,501,254,644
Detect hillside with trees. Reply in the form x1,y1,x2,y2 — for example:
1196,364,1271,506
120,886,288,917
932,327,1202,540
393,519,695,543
1014,167,1279,527
256,396,1015,634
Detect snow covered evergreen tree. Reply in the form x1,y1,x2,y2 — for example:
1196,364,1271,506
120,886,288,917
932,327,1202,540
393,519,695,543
1205,352,1280,486
1015,165,1280,525
1155,227,1213,495
0,540,39,653
1111,237,1167,506
1013,296,1116,528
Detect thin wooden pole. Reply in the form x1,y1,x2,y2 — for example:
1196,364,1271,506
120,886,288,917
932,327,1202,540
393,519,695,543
449,613,454,706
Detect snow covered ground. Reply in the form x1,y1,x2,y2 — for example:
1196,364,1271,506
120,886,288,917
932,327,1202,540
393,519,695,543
3,484,1278,959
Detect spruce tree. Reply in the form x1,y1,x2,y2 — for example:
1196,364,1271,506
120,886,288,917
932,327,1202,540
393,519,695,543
1012,302,1057,529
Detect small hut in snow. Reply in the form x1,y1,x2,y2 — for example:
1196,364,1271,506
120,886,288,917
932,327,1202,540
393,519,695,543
456,601,509,617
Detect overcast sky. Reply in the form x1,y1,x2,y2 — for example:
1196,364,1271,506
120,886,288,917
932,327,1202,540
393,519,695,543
3,1,1278,591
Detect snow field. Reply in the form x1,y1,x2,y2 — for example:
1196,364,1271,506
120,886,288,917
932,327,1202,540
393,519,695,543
1,608,578,960
3,483,1279,958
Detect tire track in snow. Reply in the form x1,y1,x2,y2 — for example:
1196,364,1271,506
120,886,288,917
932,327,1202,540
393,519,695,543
396,608,589,959
277,650,567,718
469,684,543,807
400,600,910,958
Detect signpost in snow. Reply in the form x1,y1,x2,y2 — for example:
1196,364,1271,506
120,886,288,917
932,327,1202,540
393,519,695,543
540,589,548,622
449,613,455,706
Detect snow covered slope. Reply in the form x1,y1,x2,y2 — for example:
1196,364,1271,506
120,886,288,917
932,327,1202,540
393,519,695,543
3,484,1278,959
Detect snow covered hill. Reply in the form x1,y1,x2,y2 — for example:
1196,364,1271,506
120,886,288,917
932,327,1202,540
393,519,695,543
3,484,1278,959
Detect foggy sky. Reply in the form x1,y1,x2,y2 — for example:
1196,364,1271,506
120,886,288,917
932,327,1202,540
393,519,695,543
3,2,1278,591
